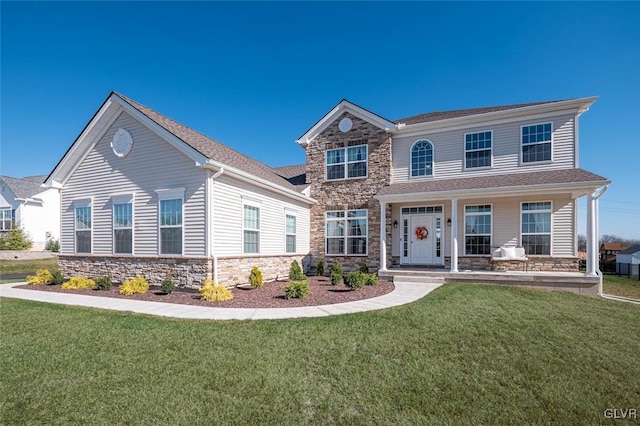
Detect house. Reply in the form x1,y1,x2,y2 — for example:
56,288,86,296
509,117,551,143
616,245,640,277
45,92,610,289
600,242,625,263
0,175,60,250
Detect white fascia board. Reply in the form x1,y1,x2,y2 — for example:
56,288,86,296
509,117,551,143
375,180,610,204
202,160,316,206
393,97,598,136
296,100,397,147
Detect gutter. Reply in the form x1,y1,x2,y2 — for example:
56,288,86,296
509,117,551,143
589,184,608,297
209,168,224,284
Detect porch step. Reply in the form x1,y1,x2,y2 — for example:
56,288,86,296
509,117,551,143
392,275,445,285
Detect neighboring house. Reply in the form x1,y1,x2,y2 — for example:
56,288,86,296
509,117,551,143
45,92,609,287
600,242,625,264
616,245,640,276
0,175,60,250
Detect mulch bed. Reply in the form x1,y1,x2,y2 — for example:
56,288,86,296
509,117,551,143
16,276,394,309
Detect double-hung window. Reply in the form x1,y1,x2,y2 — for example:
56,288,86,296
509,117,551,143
285,213,296,253
113,196,133,254
244,203,260,254
465,131,492,169
74,201,92,254
522,123,552,163
326,145,368,180
464,205,492,255
0,208,12,231
326,209,367,255
521,202,551,255
157,189,184,255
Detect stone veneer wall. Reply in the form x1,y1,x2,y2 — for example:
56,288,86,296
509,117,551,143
307,112,392,273
458,256,579,272
216,254,310,286
59,255,212,289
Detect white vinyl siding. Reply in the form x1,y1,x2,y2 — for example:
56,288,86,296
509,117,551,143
60,111,206,256
391,114,576,183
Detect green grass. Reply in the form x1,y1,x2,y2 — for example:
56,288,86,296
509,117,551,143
1,284,638,424
603,274,640,299
0,257,58,275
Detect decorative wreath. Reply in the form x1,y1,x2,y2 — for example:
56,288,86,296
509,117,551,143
415,226,429,240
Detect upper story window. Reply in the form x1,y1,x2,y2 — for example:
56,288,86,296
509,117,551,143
0,208,13,231
522,123,552,163
74,201,92,254
113,196,133,254
325,209,367,256
411,140,433,177
326,145,368,180
465,131,492,169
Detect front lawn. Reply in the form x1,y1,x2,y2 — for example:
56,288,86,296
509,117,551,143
603,274,640,299
1,284,638,424
0,257,58,275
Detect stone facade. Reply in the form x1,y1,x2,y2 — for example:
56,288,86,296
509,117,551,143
306,112,392,273
59,255,212,289
456,256,580,272
216,254,310,286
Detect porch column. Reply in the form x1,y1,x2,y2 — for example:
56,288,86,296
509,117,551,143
450,198,459,272
586,193,598,277
379,201,388,272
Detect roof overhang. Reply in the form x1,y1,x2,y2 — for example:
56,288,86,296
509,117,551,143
296,99,397,147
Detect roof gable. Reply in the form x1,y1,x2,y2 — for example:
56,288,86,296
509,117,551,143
0,175,46,199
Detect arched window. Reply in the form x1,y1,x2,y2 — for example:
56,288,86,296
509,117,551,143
411,140,433,177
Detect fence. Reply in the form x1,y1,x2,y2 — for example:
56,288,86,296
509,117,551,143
613,262,640,280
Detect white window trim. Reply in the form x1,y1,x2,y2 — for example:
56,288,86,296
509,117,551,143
520,122,553,165
156,188,185,256
112,194,134,255
463,204,493,256
285,210,297,254
243,200,261,254
520,200,553,256
463,130,493,170
410,139,435,179
325,209,368,256
0,207,12,231
73,199,93,254
325,144,369,181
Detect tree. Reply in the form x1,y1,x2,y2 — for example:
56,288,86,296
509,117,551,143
577,234,587,252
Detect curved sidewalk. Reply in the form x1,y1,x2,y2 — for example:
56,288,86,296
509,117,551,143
0,281,441,320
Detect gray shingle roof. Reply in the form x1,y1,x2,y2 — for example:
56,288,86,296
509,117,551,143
618,245,640,255
115,93,300,193
273,164,307,187
0,175,46,199
376,169,609,197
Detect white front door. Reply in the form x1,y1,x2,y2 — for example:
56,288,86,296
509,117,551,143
410,215,435,264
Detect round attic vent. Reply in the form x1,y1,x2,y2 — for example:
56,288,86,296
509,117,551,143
338,117,353,133
111,128,133,158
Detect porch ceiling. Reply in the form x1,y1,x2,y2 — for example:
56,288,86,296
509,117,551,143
375,168,610,202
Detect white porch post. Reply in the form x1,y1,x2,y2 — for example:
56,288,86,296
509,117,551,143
586,193,598,277
450,199,459,272
379,201,388,271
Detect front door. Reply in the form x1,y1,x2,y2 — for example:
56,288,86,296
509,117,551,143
410,215,435,264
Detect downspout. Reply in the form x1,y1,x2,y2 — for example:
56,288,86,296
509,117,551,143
209,168,224,284
589,184,608,296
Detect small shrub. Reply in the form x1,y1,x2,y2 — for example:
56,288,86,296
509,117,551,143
344,272,367,290
289,260,304,281
359,263,369,273
365,273,379,286
0,225,32,250
161,276,175,294
316,260,324,276
200,279,233,301
284,280,309,299
119,276,149,295
62,276,96,290
45,237,60,252
26,269,53,285
330,262,343,286
49,269,64,285
249,266,264,289
95,276,112,291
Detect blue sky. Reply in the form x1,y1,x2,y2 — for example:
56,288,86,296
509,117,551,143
1,1,639,239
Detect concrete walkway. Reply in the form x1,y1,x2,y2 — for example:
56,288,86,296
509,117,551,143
0,280,441,320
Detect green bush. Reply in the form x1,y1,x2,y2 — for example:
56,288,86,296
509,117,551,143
330,262,343,286
344,272,367,290
359,263,369,273
284,280,309,299
45,238,60,252
26,269,53,285
62,276,96,290
0,225,32,250
249,266,263,289
289,260,304,281
161,276,175,294
316,260,324,276
95,276,112,291
200,279,233,301
365,273,379,286
119,276,149,295
49,269,64,285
